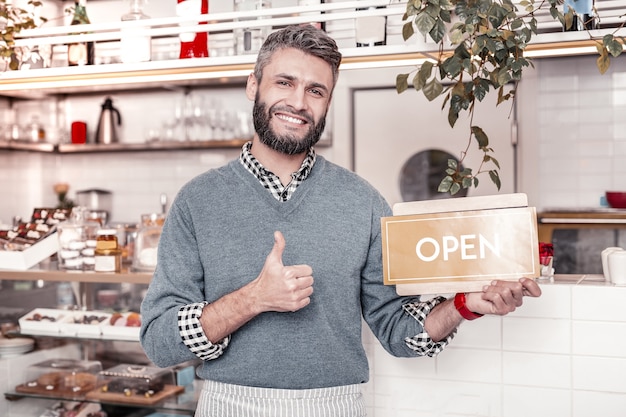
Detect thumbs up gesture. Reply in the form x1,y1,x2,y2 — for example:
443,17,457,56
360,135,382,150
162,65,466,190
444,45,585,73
251,231,314,313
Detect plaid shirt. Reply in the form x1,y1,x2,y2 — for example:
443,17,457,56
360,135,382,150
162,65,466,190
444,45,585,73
239,141,316,201
177,143,453,361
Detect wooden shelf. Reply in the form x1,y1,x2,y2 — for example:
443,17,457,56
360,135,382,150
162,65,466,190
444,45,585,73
0,139,249,154
0,268,153,284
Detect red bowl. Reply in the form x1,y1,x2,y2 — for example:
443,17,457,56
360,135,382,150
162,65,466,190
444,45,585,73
606,191,626,209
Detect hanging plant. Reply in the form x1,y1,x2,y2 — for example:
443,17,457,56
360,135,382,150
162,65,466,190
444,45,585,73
0,0,46,70
397,0,624,195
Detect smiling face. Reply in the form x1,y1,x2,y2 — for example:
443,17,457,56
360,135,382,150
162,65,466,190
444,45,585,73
246,48,334,156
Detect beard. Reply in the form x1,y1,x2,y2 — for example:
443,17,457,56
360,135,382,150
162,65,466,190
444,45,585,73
252,98,326,155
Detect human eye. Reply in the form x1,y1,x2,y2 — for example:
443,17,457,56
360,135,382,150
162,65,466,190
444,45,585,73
309,87,324,97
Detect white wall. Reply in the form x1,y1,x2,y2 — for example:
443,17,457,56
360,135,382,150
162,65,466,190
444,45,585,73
362,280,626,417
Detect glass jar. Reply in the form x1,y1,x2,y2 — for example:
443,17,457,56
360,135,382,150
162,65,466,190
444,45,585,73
132,213,164,272
57,206,100,271
94,229,122,273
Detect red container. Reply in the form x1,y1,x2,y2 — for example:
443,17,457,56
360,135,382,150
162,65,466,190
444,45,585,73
177,0,209,59
606,191,626,209
71,121,87,144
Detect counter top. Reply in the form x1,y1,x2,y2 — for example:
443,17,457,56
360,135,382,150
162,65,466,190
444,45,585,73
538,210,626,223
0,267,612,287
549,274,607,284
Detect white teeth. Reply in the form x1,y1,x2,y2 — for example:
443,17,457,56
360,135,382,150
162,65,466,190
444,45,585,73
277,114,305,124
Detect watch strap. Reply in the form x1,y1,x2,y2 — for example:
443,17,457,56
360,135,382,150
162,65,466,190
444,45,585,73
454,292,484,320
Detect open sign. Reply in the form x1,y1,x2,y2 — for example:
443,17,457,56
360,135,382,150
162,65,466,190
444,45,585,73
381,194,540,295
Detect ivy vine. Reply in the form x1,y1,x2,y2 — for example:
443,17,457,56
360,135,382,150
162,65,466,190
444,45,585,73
397,0,625,194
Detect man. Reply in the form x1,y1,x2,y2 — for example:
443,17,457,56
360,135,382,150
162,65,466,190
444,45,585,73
140,24,541,416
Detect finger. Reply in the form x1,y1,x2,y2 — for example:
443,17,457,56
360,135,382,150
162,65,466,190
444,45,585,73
519,278,542,297
266,230,285,266
481,291,516,313
482,282,521,308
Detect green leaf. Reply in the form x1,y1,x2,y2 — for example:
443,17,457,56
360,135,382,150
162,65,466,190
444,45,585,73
450,27,465,44
447,105,459,127
438,176,453,192
429,18,448,44
448,158,458,170
419,60,435,80
412,71,426,91
423,77,443,101
441,55,463,79
607,39,624,58
450,182,462,195
563,8,574,30
489,170,502,190
596,49,610,74
489,155,501,169
473,79,490,101
396,73,410,93
471,126,489,148
415,12,437,37
402,22,415,41
440,9,452,23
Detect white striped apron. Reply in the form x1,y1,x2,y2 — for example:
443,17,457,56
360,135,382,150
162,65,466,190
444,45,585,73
195,380,367,417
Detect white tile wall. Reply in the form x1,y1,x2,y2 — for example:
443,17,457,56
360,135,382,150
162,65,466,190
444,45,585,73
534,55,626,209
363,283,626,417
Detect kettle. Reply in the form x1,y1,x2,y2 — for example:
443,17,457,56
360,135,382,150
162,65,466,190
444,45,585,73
95,97,122,144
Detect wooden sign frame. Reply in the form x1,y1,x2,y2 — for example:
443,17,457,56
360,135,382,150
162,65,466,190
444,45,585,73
382,194,540,295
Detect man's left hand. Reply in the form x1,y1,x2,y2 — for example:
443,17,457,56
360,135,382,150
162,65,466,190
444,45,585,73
466,278,542,316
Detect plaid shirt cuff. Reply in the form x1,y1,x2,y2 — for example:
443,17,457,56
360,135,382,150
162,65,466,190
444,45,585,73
178,302,230,361
402,296,456,357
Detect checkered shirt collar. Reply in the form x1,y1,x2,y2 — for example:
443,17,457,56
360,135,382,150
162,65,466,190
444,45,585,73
239,141,317,202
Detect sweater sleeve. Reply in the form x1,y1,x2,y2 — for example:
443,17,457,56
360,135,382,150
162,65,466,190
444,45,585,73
140,189,224,367
359,192,454,358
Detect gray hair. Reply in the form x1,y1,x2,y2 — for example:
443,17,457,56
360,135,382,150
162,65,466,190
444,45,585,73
253,25,342,87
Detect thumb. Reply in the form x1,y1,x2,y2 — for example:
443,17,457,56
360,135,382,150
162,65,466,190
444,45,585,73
267,230,285,266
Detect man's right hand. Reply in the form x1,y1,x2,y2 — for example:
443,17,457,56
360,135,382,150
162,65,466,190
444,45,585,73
251,230,314,313
199,231,314,344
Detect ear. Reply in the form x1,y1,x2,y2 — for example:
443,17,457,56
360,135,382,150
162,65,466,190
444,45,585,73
245,73,258,101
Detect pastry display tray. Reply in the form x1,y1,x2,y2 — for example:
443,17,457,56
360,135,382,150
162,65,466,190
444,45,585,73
86,384,184,405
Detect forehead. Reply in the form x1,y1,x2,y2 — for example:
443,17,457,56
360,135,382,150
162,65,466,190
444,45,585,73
262,48,334,89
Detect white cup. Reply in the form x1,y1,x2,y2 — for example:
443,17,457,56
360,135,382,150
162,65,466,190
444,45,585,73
602,247,623,281
608,250,626,286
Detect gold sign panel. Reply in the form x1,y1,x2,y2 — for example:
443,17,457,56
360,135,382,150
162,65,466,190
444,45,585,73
381,194,540,295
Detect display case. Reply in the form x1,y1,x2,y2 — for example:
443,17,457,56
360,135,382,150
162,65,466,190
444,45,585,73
0,268,196,416
14,358,101,398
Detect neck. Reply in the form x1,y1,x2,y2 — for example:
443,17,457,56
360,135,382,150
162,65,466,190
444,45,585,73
249,137,307,186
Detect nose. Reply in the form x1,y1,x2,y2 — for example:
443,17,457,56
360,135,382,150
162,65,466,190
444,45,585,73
285,87,307,111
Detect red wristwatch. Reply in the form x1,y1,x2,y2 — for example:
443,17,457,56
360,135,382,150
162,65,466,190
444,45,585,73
454,293,484,321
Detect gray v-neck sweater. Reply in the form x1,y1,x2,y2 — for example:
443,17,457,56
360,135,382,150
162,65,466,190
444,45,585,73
140,156,423,389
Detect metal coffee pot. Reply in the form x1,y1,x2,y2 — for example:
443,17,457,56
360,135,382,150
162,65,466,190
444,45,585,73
95,97,122,144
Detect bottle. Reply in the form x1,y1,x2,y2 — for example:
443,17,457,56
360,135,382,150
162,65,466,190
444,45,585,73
355,6,387,47
120,0,152,63
94,229,122,273
28,115,45,142
176,0,209,59
57,282,76,309
233,0,271,55
563,0,596,31
57,206,100,271
67,0,95,66
298,0,325,31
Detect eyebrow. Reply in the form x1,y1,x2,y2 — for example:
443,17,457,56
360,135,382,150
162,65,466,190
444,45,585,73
275,73,330,96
